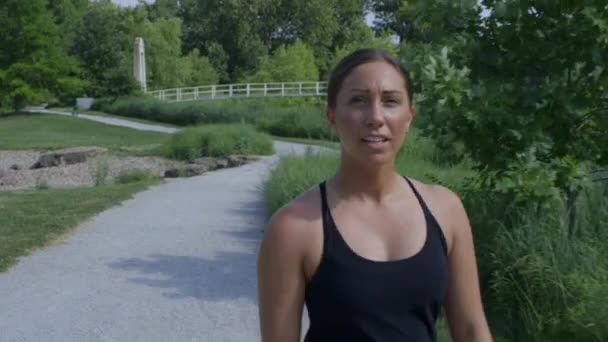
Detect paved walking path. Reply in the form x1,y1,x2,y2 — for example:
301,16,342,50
0,111,330,341
23,107,179,134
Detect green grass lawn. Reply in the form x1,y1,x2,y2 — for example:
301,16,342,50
0,113,170,153
0,179,159,272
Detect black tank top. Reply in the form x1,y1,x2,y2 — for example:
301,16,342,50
303,177,449,342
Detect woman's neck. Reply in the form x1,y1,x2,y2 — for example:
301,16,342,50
329,154,401,204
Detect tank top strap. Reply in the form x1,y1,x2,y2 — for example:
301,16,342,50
403,176,448,256
318,181,335,256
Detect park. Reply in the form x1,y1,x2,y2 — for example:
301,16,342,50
1,1,607,341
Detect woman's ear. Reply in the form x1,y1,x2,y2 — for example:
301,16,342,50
326,105,337,133
405,106,416,132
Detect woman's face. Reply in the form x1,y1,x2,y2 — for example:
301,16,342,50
327,61,415,166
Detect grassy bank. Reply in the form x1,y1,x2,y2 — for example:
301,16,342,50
94,96,335,141
0,113,170,153
0,179,159,272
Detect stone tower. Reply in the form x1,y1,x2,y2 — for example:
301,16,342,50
133,37,147,92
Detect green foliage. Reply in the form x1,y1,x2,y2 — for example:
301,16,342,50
325,27,398,79
181,0,268,80
116,169,158,184
0,0,87,110
71,1,138,98
248,41,319,82
181,49,220,86
462,180,608,341
416,1,608,212
255,107,335,141
134,16,185,89
180,0,372,80
164,123,274,160
96,96,332,140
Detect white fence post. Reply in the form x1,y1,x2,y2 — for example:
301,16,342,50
247,84,250,97
281,83,285,96
229,84,233,97
316,82,320,95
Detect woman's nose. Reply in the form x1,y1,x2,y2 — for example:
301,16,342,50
366,99,385,127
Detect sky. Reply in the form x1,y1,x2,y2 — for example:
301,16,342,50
112,0,153,7
112,0,378,26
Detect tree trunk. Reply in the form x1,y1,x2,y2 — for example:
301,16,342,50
565,187,578,238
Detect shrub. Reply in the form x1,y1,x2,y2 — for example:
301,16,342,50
164,123,274,160
97,96,333,140
116,169,157,184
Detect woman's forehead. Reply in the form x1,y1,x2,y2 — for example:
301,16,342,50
341,62,407,93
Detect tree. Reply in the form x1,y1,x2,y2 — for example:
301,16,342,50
181,49,219,86
145,0,180,20
133,16,184,89
418,1,608,231
180,0,268,81
47,0,88,51
0,0,86,110
325,25,397,79
72,1,138,98
179,0,371,82
249,41,319,82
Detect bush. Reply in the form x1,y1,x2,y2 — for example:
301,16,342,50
164,123,274,160
97,96,332,140
116,169,158,184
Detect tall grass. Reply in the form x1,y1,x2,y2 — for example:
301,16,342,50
163,123,274,160
94,96,335,140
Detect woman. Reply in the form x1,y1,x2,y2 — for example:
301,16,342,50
257,48,493,342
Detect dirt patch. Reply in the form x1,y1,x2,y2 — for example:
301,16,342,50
0,148,261,191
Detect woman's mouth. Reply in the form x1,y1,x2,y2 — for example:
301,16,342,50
361,135,389,149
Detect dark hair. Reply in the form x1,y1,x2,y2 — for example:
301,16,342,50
326,48,413,109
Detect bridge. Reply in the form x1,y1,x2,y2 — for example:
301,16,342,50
146,81,328,103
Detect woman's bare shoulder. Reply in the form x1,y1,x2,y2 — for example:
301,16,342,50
405,177,468,253
261,184,323,255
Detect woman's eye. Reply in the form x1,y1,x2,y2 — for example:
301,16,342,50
384,98,400,105
350,96,364,103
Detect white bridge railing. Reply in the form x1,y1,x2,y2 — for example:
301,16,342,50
146,81,328,102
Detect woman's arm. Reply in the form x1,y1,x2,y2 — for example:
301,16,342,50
442,190,493,342
257,207,307,342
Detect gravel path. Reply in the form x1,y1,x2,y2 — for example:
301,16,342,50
0,140,328,342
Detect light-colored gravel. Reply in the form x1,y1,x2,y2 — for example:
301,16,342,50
0,150,185,191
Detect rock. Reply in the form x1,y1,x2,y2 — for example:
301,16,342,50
164,169,180,178
0,175,18,187
227,156,246,167
31,147,107,169
0,169,5,178
10,164,21,171
215,159,229,169
164,164,208,178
